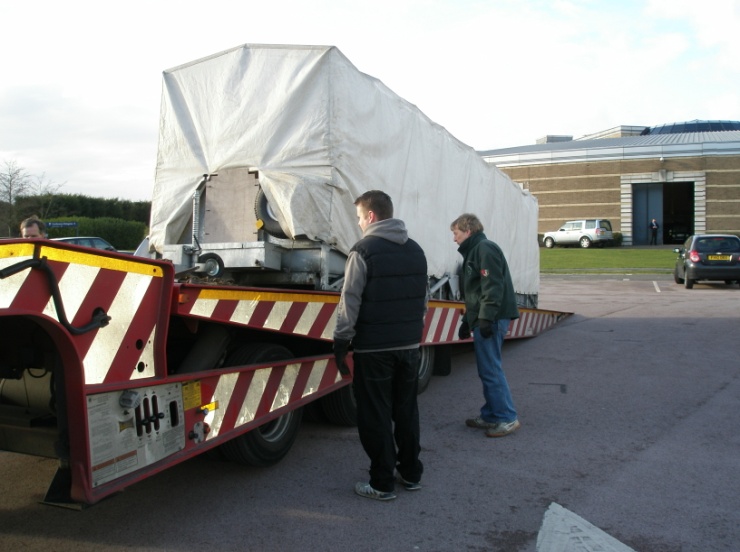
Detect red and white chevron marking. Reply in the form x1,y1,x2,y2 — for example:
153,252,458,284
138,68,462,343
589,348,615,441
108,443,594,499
423,302,463,343
422,302,566,342
202,357,343,441
179,287,341,340
0,244,168,385
506,308,565,339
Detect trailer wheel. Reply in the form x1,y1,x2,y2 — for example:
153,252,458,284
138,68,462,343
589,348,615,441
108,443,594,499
417,347,434,394
219,343,303,467
197,253,225,278
254,188,288,239
320,385,357,427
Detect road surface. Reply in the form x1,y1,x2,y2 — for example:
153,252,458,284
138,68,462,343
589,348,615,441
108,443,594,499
1,275,738,551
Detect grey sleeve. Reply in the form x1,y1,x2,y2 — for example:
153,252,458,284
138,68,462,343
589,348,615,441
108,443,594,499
333,251,367,342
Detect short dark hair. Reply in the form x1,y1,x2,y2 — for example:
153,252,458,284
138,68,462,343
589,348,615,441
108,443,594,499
450,213,483,234
20,215,46,233
354,190,393,221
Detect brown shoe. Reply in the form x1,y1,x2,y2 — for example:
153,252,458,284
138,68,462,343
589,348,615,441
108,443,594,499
485,419,521,438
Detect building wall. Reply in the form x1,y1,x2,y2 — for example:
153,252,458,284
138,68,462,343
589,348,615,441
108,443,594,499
495,154,740,242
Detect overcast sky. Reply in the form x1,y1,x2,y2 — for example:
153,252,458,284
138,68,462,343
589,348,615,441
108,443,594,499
1,0,738,202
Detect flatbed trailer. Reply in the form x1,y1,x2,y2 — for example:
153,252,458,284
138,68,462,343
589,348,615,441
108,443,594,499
0,239,568,507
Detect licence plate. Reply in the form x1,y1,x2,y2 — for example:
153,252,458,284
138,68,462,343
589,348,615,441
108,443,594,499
708,255,731,261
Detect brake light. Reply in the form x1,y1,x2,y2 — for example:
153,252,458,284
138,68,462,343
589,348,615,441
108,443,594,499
595,228,602,236
689,250,701,263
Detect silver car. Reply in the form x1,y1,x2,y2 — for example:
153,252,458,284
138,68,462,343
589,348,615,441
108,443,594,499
543,219,613,249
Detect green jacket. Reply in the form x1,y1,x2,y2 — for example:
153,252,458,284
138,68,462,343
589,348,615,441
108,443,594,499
458,231,519,327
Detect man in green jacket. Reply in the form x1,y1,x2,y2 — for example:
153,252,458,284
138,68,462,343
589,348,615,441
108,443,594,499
451,213,521,438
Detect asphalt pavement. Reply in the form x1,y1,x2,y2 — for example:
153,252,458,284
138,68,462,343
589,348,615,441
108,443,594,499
1,275,738,551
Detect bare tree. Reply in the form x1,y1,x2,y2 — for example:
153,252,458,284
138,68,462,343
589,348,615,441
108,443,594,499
26,171,65,219
0,160,32,236
0,160,64,236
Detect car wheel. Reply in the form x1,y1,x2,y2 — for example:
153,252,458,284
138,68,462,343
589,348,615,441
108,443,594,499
684,275,694,289
544,237,555,248
579,236,592,248
673,269,684,284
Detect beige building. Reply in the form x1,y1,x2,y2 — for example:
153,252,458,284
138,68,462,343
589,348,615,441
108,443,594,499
480,121,740,245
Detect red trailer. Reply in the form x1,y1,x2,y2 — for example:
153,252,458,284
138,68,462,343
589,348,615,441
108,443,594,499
0,239,567,507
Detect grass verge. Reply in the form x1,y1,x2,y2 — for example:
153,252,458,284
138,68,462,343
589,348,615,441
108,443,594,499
539,247,677,274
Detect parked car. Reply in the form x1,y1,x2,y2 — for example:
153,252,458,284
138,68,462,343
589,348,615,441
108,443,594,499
52,236,117,251
543,219,613,249
673,234,740,289
665,222,691,244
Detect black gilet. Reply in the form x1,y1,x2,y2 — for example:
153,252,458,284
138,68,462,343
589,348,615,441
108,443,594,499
351,235,428,350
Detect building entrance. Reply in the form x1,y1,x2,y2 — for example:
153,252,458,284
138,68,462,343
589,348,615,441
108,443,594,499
632,182,694,245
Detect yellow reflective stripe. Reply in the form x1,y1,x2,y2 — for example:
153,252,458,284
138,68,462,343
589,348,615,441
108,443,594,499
196,288,340,303
38,245,164,277
1,242,164,277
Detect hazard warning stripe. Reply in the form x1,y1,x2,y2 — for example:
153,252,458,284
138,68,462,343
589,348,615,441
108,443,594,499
182,288,340,341
183,288,468,344
422,304,567,342
0,243,169,385
204,357,340,441
506,309,566,339
423,303,463,343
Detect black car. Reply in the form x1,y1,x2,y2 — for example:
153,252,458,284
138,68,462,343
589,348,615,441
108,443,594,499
665,222,691,244
673,234,740,289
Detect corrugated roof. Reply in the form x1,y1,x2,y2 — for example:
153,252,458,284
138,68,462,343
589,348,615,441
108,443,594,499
480,130,740,156
480,131,740,166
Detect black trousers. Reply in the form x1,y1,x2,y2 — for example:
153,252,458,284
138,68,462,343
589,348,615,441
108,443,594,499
353,349,423,492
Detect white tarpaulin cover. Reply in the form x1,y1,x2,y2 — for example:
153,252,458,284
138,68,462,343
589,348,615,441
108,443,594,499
150,44,539,296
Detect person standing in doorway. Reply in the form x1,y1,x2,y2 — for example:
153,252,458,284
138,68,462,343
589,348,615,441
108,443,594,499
650,218,659,245
333,190,428,501
451,213,520,438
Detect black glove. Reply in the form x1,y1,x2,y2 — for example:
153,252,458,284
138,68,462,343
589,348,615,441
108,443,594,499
458,319,471,340
333,339,351,377
478,319,493,339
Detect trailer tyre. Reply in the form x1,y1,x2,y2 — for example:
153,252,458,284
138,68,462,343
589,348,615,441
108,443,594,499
417,347,434,394
219,343,303,467
320,385,357,427
255,188,289,239
220,409,303,467
197,253,225,278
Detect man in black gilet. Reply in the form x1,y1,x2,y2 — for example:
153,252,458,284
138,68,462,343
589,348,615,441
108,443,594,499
334,190,428,501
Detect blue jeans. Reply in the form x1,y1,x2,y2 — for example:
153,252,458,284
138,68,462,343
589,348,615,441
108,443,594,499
473,320,517,423
353,349,423,492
